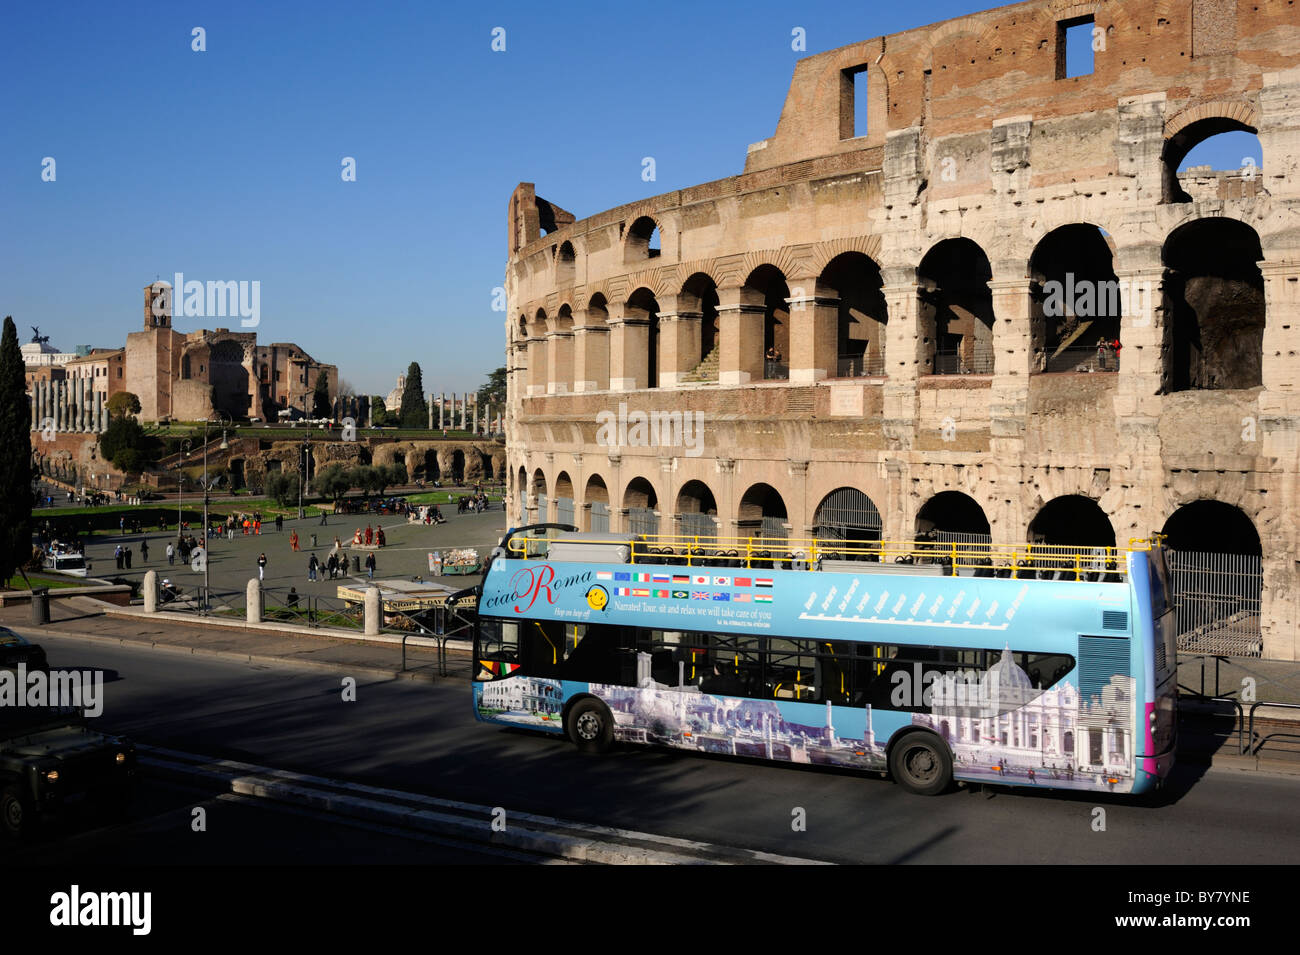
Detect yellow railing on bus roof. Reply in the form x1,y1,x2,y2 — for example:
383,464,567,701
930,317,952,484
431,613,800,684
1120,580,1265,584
504,532,1136,580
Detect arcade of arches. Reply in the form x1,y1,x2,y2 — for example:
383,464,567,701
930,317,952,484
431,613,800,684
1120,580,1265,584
504,6,1300,658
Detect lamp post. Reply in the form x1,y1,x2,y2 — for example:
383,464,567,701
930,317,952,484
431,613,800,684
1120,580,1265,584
177,439,192,538
201,412,232,603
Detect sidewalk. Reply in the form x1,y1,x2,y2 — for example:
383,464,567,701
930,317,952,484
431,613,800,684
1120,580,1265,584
4,597,1300,779
0,596,471,683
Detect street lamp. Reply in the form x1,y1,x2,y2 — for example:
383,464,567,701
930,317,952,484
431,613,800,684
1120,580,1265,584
200,412,232,604
177,439,192,537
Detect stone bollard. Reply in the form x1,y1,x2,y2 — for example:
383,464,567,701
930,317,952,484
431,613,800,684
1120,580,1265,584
247,578,262,624
364,586,381,636
143,570,158,612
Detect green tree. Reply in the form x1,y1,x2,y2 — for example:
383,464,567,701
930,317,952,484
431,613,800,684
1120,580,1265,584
0,317,32,587
265,471,300,507
477,366,507,415
106,391,142,419
369,396,394,427
312,370,331,419
313,462,354,508
399,362,429,430
99,417,161,472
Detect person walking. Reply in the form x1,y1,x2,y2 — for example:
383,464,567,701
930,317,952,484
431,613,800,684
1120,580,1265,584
365,552,376,579
326,552,338,580
258,552,268,581
275,514,284,533
124,546,132,570
114,544,123,570
140,539,149,562
308,553,319,581
166,542,175,566
290,529,299,551
319,508,328,526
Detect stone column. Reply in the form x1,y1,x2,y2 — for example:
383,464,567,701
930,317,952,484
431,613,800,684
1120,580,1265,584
364,586,381,636
100,401,108,433
654,294,701,388
77,378,86,431
438,392,445,428
607,301,650,391
571,311,610,392
526,336,548,397
93,391,103,434
55,382,64,432
460,393,468,431
547,331,574,394
247,578,262,624
428,393,434,430
143,570,159,613
788,284,837,384
879,269,923,451
716,286,766,386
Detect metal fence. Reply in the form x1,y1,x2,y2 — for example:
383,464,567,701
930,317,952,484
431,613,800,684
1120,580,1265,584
627,507,659,536
555,497,575,527
763,360,789,380
589,501,610,533
933,350,995,375
1042,344,1123,374
536,493,547,523
1169,550,1263,657
677,512,718,541
835,353,887,378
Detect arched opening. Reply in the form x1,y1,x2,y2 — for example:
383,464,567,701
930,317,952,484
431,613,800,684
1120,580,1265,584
623,477,659,535
585,475,610,532
1030,225,1121,373
744,265,790,380
415,449,440,483
556,240,576,285
1163,117,1262,204
1028,495,1116,547
820,252,888,377
1161,501,1262,656
516,465,528,523
229,458,245,490
915,491,990,545
552,304,574,394
918,239,995,375
531,468,548,522
1162,217,1264,392
813,487,883,557
627,287,660,389
554,471,575,527
682,272,720,369
738,483,788,542
530,309,550,396
676,480,718,540
586,293,610,391
625,216,661,263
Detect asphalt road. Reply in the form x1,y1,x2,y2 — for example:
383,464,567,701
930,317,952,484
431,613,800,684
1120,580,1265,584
9,633,1300,865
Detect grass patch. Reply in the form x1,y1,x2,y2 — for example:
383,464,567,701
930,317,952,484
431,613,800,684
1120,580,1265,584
2,573,83,591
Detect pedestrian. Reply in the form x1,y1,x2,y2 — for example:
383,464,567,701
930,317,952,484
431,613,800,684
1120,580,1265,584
290,529,300,551
319,509,328,526
308,553,319,581
326,553,338,580
287,587,299,609
258,552,267,581
376,528,386,547
140,539,149,562
114,545,123,570
166,542,175,566
124,546,132,570
365,552,376,579
243,518,250,535
254,519,261,535
276,514,284,533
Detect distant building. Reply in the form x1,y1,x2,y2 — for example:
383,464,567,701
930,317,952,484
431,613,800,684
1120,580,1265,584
61,348,125,402
125,281,338,422
385,373,406,412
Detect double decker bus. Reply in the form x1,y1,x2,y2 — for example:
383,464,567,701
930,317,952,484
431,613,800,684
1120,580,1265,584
472,525,1177,796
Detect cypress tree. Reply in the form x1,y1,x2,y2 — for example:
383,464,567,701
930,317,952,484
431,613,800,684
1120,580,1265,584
312,369,331,418
0,317,33,587
399,362,429,430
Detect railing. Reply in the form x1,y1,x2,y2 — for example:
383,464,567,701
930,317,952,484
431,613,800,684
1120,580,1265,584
835,353,886,378
1041,344,1123,374
504,532,1131,578
1169,551,1262,658
763,360,789,380
589,501,610,533
932,350,995,375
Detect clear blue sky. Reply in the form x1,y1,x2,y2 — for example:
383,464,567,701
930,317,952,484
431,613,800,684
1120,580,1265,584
1,0,1260,396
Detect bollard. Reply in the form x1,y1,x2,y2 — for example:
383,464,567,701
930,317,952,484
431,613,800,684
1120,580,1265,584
311,534,317,548
247,578,262,624
354,555,362,573
143,570,158,612
30,587,49,626
364,586,381,636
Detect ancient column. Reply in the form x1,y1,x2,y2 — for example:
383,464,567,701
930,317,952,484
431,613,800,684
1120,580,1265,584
428,392,434,430
459,393,467,431
715,286,766,386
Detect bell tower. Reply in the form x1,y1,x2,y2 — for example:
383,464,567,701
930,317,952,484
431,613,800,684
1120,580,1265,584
144,280,172,329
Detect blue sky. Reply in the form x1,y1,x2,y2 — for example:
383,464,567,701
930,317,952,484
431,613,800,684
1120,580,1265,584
1,0,1261,396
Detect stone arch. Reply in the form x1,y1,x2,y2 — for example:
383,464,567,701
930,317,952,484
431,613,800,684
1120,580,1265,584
812,487,883,553
737,482,788,541
584,473,610,532
626,286,661,389
918,238,995,375
622,474,660,535
819,251,888,378
681,272,721,365
1029,224,1121,373
743,264,791,380
915,490,991,541
1161,216,1265,392
675,479,719,539
623,215,662,264
1162,101,1260,203
1028,495,1116,547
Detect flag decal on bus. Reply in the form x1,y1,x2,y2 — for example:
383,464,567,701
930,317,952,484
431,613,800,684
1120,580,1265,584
756,578,774,588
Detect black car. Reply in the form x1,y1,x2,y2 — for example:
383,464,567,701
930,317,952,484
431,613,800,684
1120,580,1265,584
0,629,47,671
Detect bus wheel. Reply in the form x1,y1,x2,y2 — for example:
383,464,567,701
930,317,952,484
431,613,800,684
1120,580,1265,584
1,785,30,841
889,733,952,796
568,699,614,754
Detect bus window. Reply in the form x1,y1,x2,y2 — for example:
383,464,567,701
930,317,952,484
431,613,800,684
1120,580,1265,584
563,624,635,685
475,618,520,681
817,642,854,706
520,620,565,677
698,634,763,699
765,638,822,702
1021,652,1075,689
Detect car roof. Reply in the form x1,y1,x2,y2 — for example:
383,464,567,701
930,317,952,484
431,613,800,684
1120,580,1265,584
0,628,30,647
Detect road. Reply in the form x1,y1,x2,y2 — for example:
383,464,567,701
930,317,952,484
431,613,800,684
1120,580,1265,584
8,633,1300,864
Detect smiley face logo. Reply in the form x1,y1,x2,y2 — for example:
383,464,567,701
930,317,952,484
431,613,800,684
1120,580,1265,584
586,585,609,612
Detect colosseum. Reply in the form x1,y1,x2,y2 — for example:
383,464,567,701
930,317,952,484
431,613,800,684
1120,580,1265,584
503,0,1300,659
